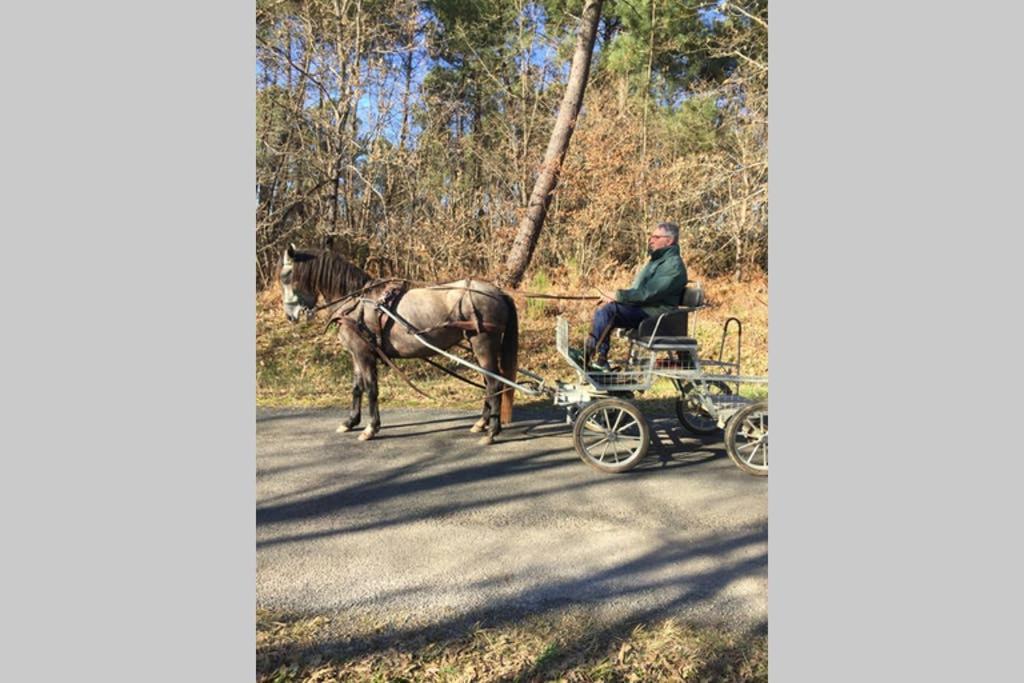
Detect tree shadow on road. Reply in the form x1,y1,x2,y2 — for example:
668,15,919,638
257,403,763,543
258,527,768,680
257,402,767,680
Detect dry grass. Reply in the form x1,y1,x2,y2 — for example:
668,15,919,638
257,609,767,682
256,272,767,409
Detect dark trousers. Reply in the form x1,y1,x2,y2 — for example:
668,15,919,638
587,302,649,358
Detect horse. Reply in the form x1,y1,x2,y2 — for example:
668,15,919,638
279,241,519,445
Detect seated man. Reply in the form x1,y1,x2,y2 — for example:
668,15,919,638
585,221,688,370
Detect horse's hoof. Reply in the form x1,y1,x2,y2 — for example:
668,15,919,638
470,421,486,433
358,428,377,441
477,434,495,446
337,424,353,433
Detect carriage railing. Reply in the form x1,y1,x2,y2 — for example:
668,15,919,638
556,316,655,392
651,360,769,387
636,314,767,395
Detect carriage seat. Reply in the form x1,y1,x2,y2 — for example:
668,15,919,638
624,281,705,351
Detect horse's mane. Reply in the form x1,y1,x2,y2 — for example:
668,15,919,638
292,247,373,300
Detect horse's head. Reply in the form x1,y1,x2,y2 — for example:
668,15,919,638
280,244,317,322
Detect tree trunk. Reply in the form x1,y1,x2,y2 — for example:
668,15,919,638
497,0,604,289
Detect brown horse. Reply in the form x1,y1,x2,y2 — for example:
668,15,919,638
279,242,519,444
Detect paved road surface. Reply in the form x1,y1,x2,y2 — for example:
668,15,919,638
257,404,767,634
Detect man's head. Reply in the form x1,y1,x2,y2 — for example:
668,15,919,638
647,222,679,254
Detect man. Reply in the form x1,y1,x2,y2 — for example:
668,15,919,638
584,221,688,370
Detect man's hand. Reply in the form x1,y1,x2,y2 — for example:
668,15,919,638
594,287,615,306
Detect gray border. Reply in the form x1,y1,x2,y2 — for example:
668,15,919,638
8,0,1020,679
6,2,254,679
773,1,1019,680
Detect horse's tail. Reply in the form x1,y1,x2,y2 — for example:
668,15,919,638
499,293,519,425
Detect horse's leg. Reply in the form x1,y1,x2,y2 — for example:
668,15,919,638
358,355,381,441
333,326,364,433
482,374,501,445
336,364,363,433
471,334,502,445
471,397,490,433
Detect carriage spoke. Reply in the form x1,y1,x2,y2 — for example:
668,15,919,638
616,418,639,434
739,438,766,466
610,438,626,464
755,440,768,466
753,442,766,466
611,409,625,433
738,436,763,453
743,441,766,466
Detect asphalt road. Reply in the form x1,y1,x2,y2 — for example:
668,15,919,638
257,404,767,634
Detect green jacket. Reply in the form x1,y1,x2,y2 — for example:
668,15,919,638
615,244,688,317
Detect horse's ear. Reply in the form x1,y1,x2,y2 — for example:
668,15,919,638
321,234,335,251
286,243,297,258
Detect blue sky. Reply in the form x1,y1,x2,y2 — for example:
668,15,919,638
257,0,734,145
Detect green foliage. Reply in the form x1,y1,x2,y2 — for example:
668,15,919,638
601,0,732,93
657,93,720,154
526,269,552,318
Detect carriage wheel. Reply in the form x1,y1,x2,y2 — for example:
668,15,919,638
725,401,768,476
675,380,732,435
572,398,649,474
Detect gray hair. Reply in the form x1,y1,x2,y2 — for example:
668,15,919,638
656,222,680,244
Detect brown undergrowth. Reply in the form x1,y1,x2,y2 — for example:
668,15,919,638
256,271,767,409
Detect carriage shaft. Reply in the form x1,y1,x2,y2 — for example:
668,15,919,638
370,301,549,397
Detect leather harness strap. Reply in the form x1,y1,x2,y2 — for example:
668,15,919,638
324,279,508,397
333,315,432,400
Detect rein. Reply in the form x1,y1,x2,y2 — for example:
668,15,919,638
312,284,603,313
519,286,612,301
309,278,413,315
520,293,600,300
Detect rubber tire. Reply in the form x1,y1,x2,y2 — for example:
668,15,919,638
725,400,768,476
675,380,733,435
572,398,649,474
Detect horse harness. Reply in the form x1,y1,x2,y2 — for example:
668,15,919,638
325,279,507,399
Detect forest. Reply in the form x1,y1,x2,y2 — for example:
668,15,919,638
256,0,767,290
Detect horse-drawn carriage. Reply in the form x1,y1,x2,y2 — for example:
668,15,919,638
550,282,768,476
279,243,767,476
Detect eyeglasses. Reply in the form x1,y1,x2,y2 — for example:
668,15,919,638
648,233,671,240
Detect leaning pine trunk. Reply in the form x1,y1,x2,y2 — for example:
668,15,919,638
498,0,605,289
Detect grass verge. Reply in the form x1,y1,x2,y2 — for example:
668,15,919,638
257,609,767,682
